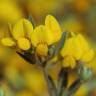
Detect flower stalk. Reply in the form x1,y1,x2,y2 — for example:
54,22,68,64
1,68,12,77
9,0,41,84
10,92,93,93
1,14,94,96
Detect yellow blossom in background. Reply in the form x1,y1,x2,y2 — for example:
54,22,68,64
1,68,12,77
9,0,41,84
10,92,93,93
0,45,14,64
61,33,94,68
31,15,62,57
0,1,22,23
74,0,90,12
24,67,48,96
74,85,88,96
26,0,60,22
16,90,34,96
61,17,83,33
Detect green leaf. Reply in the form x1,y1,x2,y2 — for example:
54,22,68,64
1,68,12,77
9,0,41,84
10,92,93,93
48,75,57,96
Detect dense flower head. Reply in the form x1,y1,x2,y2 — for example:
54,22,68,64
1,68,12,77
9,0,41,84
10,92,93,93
1,15,94,68
31,15,62,56
0,14,95,96
1,15,62,57
0,0,95,95
1,18,33,50
0,1,22,22
60,33,94,69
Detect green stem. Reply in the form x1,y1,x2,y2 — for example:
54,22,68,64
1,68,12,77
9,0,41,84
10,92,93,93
57,68,68,96
35,55,56,96
41,66,56,96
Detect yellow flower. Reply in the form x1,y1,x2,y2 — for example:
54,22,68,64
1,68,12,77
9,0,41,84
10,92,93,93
62,17,82,33
1,19,33,50
62,56,76,69
1,15,61,52
12,18,33,40
31,25,53,56
74,0,89,12
45,15,62,42
31,15,62,57
81,49,94,62
61,33,94,68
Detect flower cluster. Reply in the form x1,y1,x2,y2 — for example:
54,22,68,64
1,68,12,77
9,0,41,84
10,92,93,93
0,0,95,95
1,14,95,96
1,15,94,70
61,33,94,69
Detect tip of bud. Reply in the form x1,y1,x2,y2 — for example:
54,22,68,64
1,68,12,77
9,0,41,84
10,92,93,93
36,43,48,57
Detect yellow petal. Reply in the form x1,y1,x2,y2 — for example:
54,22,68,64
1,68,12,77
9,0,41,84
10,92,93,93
1,38,16,46
61,37,81,60
68,72,77,87
73,34,90,60
12,19,33,40
81,49,94,62
45,15,62,42
75,85,88,96
23,19,33,38
36,44,48,57
62,17,82,33
76,34,89,52
31,25,54,47
62,56,76,69
60,37,75,58
17,38,31,50
73,35,84,60
50,56,58,63
61,34,90,60
62,59,70,68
